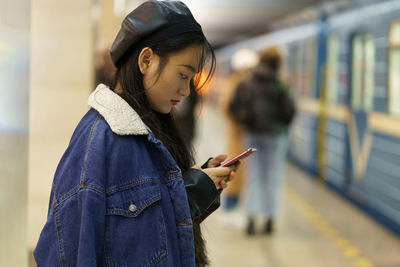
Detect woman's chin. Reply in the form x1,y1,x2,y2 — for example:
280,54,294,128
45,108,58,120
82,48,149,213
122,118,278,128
152,106,171,114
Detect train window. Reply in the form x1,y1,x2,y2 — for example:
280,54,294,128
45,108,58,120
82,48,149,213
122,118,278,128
364,34,375,111
327,35,338,103
389,21,400,45
351,33,375,111
290,46,301,96
388,21,400,116
351,35,363,109
291,44,310,98
306,39,316,97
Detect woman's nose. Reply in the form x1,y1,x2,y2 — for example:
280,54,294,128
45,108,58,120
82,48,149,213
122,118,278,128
179,84,190,97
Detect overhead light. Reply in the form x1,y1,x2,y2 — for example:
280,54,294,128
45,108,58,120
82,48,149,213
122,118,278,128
231,48,259,71
91,3,101,24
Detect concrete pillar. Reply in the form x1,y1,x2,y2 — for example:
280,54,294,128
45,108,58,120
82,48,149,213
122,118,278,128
0,0,30,266
27,0,94,257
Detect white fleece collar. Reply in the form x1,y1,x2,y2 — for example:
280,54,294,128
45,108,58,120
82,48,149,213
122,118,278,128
88,84,149,135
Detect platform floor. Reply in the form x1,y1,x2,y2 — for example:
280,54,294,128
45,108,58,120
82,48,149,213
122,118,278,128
195,105,400,267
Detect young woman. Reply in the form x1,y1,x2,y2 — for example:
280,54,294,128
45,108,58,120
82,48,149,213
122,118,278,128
34,1,237,266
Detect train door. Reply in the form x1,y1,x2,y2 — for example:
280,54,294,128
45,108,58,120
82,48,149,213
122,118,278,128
287,41,319,173
348,33,375,185
323,34,349,187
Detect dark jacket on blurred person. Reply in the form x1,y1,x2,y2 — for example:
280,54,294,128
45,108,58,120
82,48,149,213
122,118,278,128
229,63,295,135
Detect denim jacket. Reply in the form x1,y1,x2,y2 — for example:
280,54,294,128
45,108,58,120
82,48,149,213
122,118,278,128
34,84,219,267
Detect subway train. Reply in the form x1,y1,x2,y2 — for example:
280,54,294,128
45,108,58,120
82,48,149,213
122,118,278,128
214,0,400,235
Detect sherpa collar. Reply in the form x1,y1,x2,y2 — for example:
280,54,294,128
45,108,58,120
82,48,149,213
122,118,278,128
88,84,149,135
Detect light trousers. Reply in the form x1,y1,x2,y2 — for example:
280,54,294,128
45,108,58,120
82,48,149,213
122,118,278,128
244,132,288,217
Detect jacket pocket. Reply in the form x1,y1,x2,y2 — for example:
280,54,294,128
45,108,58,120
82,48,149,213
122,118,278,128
105,181,167,267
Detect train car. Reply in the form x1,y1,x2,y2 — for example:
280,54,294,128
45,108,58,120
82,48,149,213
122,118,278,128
319,0,400,235
214,0,400,235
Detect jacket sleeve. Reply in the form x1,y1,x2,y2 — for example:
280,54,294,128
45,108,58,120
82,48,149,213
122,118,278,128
183,168,220,222
198,189,222,222
62,188,106,266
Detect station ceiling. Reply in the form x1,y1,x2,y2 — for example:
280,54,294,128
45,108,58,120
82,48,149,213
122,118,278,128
181,0,328,48
124,0,357,48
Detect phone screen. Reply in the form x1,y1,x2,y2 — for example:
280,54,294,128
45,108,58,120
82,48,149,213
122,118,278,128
221,148,257,167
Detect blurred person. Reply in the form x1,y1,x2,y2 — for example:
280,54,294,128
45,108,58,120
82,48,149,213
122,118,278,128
229,46,295,235
33,1,239,266
219,49,258,216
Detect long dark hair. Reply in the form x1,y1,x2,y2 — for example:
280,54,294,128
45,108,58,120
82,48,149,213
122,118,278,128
112,30,216,266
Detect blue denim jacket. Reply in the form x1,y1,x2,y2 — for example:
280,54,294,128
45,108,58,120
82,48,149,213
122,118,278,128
34,85,201,267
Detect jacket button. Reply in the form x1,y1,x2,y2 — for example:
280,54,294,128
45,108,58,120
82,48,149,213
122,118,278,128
129,203,137,212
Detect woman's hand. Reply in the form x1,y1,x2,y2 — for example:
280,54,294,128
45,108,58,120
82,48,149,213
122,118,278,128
199,166,231,190
201,154,240,190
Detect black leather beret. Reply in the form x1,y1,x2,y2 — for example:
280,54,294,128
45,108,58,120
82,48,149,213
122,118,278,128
110,0,202,66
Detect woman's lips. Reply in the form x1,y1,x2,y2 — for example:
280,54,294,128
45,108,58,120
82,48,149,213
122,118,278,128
171,100,180,105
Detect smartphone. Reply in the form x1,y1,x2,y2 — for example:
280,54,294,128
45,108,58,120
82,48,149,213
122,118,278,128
221,148,257,167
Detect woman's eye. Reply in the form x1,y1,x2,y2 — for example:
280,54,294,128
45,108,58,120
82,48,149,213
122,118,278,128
180,73,188,80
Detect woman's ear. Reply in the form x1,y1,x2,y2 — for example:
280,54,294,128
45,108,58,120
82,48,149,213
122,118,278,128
138,47,154,74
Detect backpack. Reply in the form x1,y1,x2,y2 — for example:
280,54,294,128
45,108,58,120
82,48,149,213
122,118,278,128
228,77,295,134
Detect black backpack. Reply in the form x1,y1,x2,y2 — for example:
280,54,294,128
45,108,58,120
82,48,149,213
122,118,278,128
229,77,295,134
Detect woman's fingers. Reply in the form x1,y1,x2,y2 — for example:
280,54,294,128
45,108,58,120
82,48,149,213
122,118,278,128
202,166,231,189
227,171,235,182
201,165,238,190
213,166,232,177
217,169,236,189
208,154,227,168
219,179,228,189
